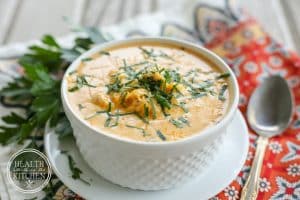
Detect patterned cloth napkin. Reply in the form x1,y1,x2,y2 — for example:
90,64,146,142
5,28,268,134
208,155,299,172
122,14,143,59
0,0,299,199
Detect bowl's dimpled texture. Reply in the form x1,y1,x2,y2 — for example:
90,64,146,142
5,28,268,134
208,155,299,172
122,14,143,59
72,123,225,190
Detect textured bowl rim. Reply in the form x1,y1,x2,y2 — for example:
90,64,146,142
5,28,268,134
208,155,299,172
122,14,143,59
61,37,239,146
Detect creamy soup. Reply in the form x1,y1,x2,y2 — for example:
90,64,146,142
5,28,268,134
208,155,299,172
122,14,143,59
67,43,230,142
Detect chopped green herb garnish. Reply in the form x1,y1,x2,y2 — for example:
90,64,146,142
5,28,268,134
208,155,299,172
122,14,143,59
107,102,112,112
68,75,96,92
149,98,157,119
106,76,121,93
120,91,128,105
126,124,147,136
178,101,188,113
178,116,190,126
85,105,123,128
85,103,113,119
84,110,107,120
68,86,79,92
106,62,182,118
216,73,230,80
144,104,149,118
190,91,207,98
135,113,149,124
105,110,120,127
170,117,189,128
123,61,150,70
197,80,213,89
110,112,135,116
69,70,77,75
218,85,228,101
184,69,197,77
81,57,92,62
154,93,171,109
104,116,112,127
78,104,85,110
156,130,166,141
183,79,215,99
170,118,184,128
99,50,110,55
112,111,120,127
139,47,174,60
164,69,181,83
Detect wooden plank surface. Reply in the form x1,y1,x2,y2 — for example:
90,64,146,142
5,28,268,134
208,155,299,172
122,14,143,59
0,0,20,44
1,0,75,44
0,0,299,53
280,0,300,53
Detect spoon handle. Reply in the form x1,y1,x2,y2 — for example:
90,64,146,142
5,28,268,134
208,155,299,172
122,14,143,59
240,136,268,200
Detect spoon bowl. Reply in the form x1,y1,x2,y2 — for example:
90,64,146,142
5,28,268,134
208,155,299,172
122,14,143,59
247,75,293,137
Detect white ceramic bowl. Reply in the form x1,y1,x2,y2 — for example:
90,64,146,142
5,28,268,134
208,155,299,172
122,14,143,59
61,37,239,191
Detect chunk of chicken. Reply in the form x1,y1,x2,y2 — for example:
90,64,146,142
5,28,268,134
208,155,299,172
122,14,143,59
91,93,110,109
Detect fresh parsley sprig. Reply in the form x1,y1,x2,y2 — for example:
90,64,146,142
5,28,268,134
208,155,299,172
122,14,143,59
0,27,110,189
0,28,109,146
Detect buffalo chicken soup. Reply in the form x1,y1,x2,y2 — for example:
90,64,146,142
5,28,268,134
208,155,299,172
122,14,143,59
67,43,230,142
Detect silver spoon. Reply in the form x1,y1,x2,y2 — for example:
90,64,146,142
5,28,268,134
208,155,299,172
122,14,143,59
240,75,293,200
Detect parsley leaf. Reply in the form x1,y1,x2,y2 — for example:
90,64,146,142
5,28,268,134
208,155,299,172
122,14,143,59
61,151,90,185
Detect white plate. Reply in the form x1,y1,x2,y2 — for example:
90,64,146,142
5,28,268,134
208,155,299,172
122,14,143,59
44,110,249,200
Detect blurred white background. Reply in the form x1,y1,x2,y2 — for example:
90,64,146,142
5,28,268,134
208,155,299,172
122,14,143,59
0,0,299,52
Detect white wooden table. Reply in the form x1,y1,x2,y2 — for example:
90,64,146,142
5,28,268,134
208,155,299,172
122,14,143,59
0,0,299,53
